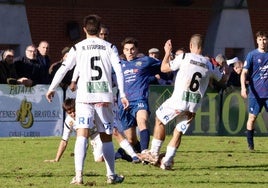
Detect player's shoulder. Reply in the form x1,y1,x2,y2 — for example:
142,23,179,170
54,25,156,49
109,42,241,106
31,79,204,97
64,115,75,128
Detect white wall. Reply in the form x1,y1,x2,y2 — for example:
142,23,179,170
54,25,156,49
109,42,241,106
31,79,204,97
0,4,32,56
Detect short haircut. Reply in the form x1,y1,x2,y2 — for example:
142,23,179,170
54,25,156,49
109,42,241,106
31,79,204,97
190,34,204,49
256,31,268,38
62,98,75,112
83,14,101,35
121,37,138,48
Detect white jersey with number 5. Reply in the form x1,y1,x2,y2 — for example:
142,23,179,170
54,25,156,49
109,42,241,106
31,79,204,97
170,53,222,112
49,37,124,103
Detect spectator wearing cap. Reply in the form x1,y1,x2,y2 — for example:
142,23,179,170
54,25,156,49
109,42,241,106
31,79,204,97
148,48,160,60
227,57,244,87
48,47,73,89
209,54,230,92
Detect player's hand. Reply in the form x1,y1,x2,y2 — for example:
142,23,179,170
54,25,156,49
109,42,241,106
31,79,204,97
46,91,55,103
184,111,195,124
164,39,172,55
121,97,129,110
44,159,57,163
69,81,77,92
240,88,248,99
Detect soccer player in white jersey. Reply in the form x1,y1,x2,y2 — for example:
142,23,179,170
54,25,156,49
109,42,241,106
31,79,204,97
46,14,129,185
140,34,227,170
44,98,104,163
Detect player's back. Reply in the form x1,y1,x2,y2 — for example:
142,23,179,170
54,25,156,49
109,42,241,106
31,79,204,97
74,37,121,103
172,53,220,112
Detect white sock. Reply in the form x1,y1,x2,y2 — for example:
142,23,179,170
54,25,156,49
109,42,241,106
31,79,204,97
164,146,177,163
150,138,163,155
120,139,137,158
102,141,115,176
74,136,87,178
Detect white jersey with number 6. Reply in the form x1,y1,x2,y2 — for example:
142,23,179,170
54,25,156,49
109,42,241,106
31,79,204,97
170,53,222,112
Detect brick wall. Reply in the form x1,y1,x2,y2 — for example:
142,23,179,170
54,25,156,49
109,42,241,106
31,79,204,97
248,0,268,47
24,0,268,63
24,0,213,63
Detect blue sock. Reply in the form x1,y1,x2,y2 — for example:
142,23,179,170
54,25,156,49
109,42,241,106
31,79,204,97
247,129,254,147
140,129,150,151
133,141,141,153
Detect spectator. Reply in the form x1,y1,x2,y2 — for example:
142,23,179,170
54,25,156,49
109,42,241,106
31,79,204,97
226,57,243,87
175,47,186,56
37,41,51,84
170,47,187,84
0,49,32,86
48,47,73,89
14,45,42,86
148,48,160,59
99,24,109,41
209,54,230,91
148,48,174,85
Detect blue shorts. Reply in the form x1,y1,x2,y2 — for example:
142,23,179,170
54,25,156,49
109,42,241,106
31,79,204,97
118,99,150,130
248,97,268,115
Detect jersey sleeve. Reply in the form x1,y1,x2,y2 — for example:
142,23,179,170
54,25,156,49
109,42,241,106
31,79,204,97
110,45,126,98
48,47,77,91
71,65,79,82
170,53,185,71
243,51,253,70
61,115,74,141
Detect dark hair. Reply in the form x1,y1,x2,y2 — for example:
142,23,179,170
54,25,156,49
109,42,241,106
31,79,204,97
83,14,101,35
256,31,268,38
62,98,75,112
121,37,138,48
2,49,14,60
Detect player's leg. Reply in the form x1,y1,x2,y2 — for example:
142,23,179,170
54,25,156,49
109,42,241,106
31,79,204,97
160,126,182,170
139,98,177,164
113,127,140,163
246,113,257,150
71,103,92,184
95,103,124,184
246,97,262,151
160,111,194,170
90,133,104,162
136,109,150,152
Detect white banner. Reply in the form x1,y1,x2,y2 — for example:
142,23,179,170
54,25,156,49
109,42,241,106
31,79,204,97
0,84,64,137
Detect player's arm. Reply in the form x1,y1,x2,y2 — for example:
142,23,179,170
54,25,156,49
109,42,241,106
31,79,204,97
46,47,76,102
161,39,173,73
44,139,68,162
54,139,68,162
240,68,248,99
111,45,129,109
69,65,79,92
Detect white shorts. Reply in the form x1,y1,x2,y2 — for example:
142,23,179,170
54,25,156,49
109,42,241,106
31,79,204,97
156,98,189,125
76,102,114,135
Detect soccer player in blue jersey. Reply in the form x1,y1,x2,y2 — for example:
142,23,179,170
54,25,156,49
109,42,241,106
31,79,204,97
118,37,161,153
241,31,268,151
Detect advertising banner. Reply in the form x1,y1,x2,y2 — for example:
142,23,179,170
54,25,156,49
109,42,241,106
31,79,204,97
148,85,268,136
0,84,64,137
